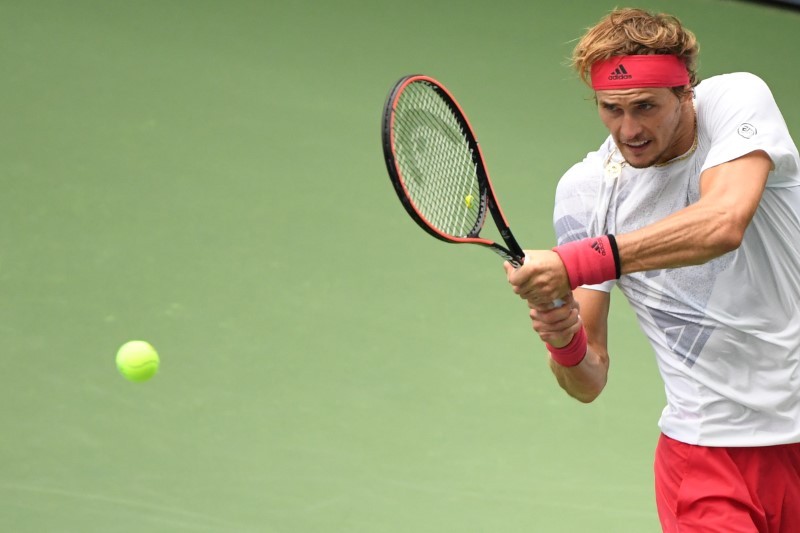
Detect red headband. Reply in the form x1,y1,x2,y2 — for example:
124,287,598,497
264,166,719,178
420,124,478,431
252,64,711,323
590,55,689,90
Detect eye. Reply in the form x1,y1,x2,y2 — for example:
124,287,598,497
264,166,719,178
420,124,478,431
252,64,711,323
637,102,655,111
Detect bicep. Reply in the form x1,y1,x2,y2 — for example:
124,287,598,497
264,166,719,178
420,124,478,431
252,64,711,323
699,150,772,230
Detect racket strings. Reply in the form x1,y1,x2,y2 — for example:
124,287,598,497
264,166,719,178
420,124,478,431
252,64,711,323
392,82,483,237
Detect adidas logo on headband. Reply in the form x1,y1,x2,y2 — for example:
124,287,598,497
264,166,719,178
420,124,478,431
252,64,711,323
608,65,633,81
591,55,690,90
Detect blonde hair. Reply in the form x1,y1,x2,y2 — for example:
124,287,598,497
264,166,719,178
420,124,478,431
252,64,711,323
572,8,699,89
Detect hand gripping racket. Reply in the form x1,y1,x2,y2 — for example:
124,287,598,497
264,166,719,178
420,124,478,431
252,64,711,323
381,74,527,267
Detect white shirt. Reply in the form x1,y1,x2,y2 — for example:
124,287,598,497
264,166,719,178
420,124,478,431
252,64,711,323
553,73,800,446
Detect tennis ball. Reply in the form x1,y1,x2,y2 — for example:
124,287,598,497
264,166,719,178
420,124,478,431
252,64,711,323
116,340,159,382
465,194,474,208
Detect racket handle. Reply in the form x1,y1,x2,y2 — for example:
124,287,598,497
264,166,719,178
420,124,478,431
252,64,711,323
552,298,565,308
508,257,523,269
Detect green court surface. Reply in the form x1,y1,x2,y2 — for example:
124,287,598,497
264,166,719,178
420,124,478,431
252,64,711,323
1,1,798,531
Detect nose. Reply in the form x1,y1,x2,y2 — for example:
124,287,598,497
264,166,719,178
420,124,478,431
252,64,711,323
619,112,643,141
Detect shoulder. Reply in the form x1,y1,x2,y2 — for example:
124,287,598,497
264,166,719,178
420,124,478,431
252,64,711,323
698,72,768,87
696,72,781,137
556,137,612,200
553,138,613,237
697,72,774,102
696,72,799,182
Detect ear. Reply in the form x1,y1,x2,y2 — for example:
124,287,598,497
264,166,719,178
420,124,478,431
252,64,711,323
679,86,695,103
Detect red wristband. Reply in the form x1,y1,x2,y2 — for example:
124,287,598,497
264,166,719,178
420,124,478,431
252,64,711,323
552,235,620,290
546,324,588,367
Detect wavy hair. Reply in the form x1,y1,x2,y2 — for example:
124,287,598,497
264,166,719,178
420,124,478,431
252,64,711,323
572,8,699,92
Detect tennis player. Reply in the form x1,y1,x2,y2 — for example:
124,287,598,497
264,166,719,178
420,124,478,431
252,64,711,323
505,8,800,532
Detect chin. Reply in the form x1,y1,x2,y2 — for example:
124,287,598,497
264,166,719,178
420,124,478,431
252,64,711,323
621,147,666,169
622,153,658,169
626,158,659,169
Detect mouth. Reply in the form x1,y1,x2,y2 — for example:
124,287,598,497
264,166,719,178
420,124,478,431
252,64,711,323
623,140,651,156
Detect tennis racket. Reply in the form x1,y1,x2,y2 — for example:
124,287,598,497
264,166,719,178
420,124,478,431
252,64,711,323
381,74,526,267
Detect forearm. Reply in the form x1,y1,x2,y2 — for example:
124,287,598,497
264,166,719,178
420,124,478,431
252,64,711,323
542,288,610,403
617,151,770,274
548,344,609,403
616,201,742,274
553,152,771,289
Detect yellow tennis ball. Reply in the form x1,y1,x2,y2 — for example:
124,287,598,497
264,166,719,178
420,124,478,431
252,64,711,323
116,340,159,382
465,194,474,208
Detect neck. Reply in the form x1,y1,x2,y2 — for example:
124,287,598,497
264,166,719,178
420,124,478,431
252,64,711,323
658,99,697,165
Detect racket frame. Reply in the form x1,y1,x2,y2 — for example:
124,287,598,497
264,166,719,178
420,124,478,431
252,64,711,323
381,74,526,267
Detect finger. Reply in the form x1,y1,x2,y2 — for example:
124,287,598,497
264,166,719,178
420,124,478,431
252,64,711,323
531,313,583,341
530,306,579,328
528,290,575,309
536,321,583,346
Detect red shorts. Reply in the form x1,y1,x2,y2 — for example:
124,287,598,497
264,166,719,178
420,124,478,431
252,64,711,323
654,433,800,533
